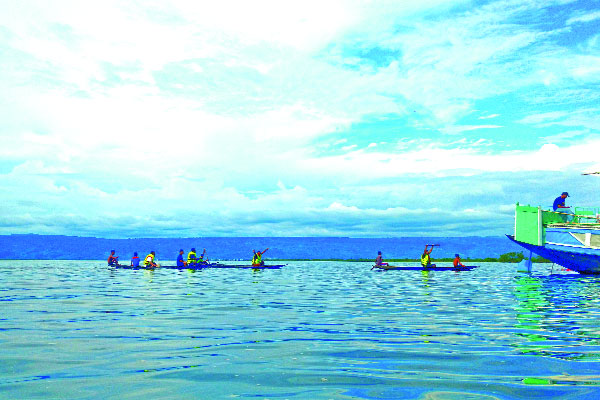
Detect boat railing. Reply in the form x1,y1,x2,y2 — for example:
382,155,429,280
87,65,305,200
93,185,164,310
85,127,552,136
542,207,600,226
514,203,600,247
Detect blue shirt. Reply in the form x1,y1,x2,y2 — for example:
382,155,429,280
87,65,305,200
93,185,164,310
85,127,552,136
131,257,140,267
177,254,185,267
553,196,566,211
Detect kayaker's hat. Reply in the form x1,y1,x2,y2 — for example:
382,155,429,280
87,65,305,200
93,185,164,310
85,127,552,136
191,248,196,252
562,192,569,197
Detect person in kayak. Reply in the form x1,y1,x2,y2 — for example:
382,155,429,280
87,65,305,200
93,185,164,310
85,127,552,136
187,248,197,265
197,248,207,264
453,254,465,268
144,251,157,267
375,251,389,266
131,252,140,267
108,250,119,266
177,249,186,267
421,245,435,268
252,248,269,266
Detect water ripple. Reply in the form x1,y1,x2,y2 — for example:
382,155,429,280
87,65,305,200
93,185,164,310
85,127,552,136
2,260,600,398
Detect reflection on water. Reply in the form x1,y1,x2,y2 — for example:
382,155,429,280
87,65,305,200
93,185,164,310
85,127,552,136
513,274,600,363
1,260,600,398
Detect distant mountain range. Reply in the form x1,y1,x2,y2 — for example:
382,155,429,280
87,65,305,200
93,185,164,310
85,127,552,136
0,234,522,261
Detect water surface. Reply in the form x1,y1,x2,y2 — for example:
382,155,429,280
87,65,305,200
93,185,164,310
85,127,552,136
2,261,600,399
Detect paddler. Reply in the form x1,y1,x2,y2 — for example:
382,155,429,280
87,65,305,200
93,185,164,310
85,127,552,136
187,248,198,265
144,251,157,267
453,254,465,268
198,248,207,264
131,252,140,267
421,245,434,268
375,251,389,266
177,249,186,267
107,250,119,266
252,248,269,266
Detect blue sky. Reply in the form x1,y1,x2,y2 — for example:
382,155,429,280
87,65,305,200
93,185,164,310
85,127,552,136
1,0,599,238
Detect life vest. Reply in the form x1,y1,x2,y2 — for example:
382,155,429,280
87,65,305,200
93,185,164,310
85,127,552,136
144,253,155,265
420,253,430,267
187,251,197,263
253,253,262,265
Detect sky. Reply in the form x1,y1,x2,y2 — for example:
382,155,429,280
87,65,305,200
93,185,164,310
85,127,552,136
1,0,599,238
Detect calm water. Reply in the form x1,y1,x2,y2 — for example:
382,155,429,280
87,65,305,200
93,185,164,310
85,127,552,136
2,261,600,399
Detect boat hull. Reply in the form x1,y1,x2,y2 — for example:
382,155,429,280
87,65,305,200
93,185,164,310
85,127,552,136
507,235,600,274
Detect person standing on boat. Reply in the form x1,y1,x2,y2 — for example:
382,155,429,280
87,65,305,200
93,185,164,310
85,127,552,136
144,251,157,267
131,252,140,267
252,248,269,266
187,248,197,265
108,250,119,266
421,245,434,268
177,249,186,267
453,254,465,268
375,251,389,266
553,192,573,222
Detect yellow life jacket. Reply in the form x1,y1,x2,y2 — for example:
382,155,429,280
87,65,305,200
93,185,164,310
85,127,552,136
420,253,430,267
253,253,262,265
187,251,197,263
144,253,155,265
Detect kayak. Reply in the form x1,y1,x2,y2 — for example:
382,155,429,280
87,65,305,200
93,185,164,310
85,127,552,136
210,264,285,269
372,265,478,271
111,263,283,270
112,263,219,269
110,264,158,270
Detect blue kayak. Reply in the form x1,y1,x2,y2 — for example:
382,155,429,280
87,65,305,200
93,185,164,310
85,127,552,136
372,265,478,271
210,264,285,269
110,264,156,270
111,263,284,270
111,263,217,270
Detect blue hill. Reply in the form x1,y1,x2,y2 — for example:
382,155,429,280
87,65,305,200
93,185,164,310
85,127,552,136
0,235,521,261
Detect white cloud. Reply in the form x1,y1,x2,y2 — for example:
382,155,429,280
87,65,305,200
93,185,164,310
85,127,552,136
518,111,568,124
566,10,600,25
304,138,600,179
440,125,503,135
1,0,599,237
479,114,500,119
